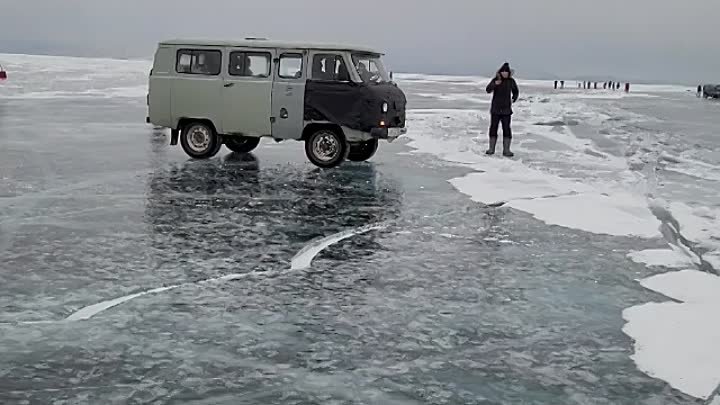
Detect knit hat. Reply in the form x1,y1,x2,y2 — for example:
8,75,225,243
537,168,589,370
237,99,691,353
499,62,511,73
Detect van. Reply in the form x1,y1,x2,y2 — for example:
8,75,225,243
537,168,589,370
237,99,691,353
147,38,407,168
703,84,720,99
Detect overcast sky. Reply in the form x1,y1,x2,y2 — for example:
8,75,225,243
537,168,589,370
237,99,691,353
0,0,716,83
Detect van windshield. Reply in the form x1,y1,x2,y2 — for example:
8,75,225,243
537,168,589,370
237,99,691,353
352,54,390,84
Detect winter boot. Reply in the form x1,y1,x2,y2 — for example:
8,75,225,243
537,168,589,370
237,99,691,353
502,137,514,157
486,136,498,155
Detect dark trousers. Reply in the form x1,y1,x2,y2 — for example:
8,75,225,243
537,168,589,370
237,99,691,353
489,114,512,139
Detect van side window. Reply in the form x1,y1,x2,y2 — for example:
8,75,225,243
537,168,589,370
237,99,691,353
311,54,349,81
278,54,303,79
176,49,222,76
229,52,271,77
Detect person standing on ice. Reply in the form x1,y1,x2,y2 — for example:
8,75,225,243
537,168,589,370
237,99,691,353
485,62,519,157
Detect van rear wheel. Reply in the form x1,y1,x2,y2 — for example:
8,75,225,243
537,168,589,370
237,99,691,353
225,136,260,153
180,122,221,159
347,139,379,162
305,129,348,168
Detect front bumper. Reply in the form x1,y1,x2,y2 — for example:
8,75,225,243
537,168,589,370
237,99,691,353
370,127,407,141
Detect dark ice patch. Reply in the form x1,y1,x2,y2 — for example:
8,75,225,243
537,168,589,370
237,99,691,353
584,149,606,158
535,119,580,127
660,155,683,164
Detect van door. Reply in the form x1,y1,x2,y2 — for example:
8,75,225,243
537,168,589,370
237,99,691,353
222,49,274,136
171,48,224,131
271,51,307,140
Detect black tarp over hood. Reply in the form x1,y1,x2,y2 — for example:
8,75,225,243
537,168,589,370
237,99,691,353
304,81,406,132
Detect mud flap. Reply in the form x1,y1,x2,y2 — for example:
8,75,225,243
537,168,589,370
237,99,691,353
170,129,179,146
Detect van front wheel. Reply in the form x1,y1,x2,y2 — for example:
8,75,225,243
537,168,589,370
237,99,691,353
180,122,221,159
305,129,348,168
225,136,260,153
347,139,379,162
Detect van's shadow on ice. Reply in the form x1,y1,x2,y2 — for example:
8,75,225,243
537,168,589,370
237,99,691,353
143,153,403,276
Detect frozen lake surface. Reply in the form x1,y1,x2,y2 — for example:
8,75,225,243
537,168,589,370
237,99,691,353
1,53,720,404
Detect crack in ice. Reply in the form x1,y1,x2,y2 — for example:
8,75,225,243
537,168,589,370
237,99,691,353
486,190,582,208
290,222,388,270
2,222,389,324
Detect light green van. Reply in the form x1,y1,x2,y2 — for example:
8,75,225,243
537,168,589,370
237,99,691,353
147,38,407,168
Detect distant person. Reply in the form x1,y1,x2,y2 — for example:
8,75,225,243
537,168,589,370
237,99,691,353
560,80,565,89
485,62,519,157
625,82,630,92
698,84,703,97
554,80,558,89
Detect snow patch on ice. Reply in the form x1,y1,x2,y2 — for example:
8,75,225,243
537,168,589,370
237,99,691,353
627,249,694,269
623,269,720,399
510,193,660,237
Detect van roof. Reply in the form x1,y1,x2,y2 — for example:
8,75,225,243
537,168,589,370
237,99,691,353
159,38,382,54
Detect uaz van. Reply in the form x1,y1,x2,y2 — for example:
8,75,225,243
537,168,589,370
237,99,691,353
147,38,407,168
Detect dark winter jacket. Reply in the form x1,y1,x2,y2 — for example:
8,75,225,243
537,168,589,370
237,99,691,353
486,75,519,116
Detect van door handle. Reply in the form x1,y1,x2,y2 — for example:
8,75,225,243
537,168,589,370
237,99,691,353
223,83,234,88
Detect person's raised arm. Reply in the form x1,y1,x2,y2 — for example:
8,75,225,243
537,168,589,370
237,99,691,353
511,79,519,102
486,74,501,93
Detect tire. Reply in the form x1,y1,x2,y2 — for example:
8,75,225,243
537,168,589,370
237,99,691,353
347,139,379,162
305,128,348,168
225,136,260,153
180,122,221,159
210,134,224,156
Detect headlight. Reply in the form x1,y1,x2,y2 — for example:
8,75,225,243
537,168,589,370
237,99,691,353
382,102,388,113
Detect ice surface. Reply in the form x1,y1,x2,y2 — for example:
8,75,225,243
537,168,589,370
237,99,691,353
627,249,693,268
403,76,720,399
623,270,720,399
407,108,660,238
0,57,716,404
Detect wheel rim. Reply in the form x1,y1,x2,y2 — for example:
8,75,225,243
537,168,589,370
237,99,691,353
312,133,340,162
187,126,211,153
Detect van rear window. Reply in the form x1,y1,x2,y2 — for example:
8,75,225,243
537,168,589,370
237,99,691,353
176,49,222,76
